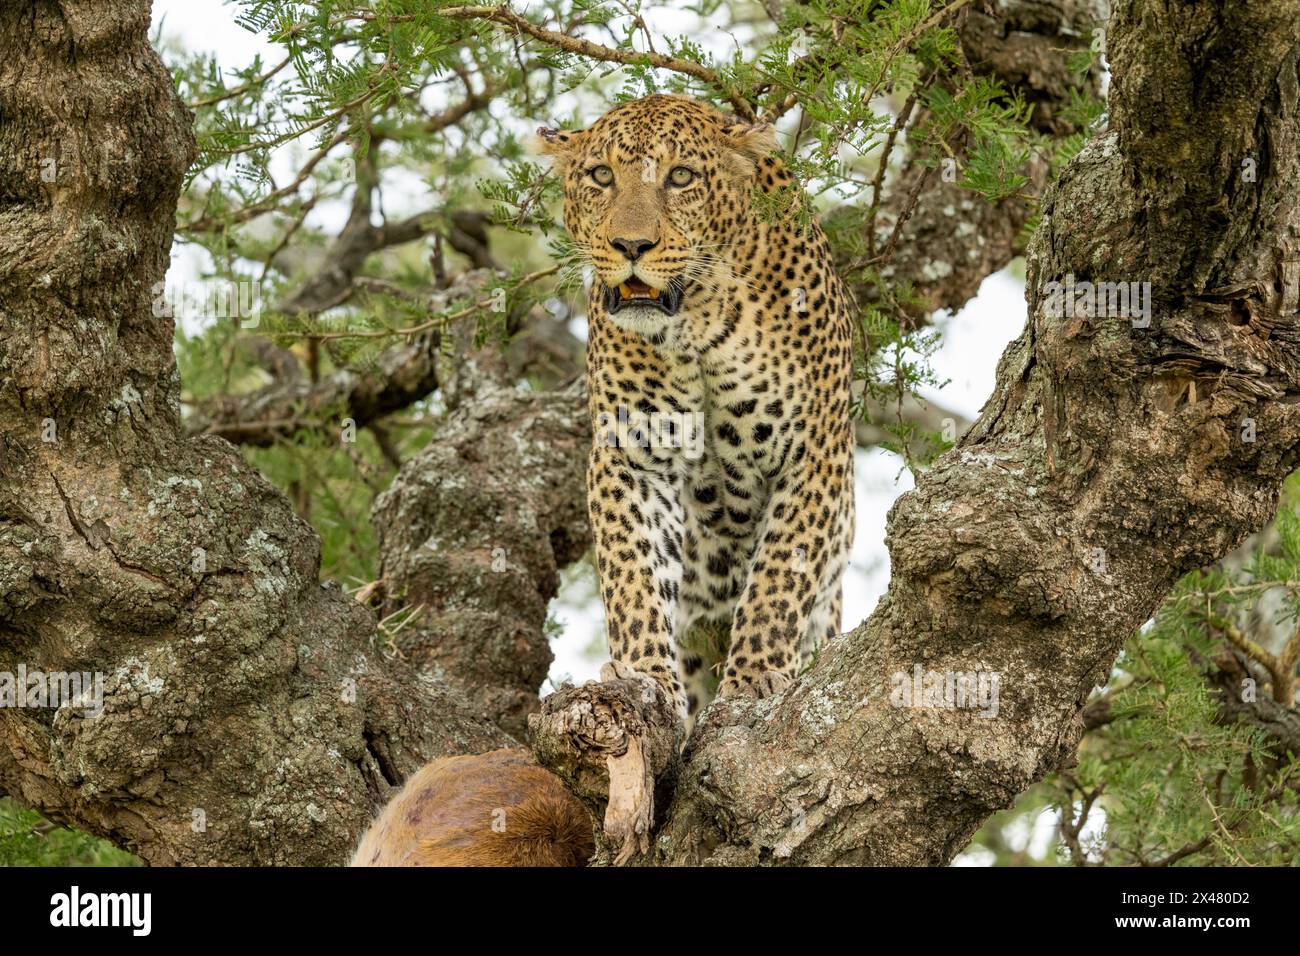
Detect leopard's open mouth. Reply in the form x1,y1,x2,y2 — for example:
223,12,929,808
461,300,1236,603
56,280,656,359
603,276,684,316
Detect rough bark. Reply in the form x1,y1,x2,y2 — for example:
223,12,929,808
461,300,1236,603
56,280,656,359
0,1,510,865
372,354,591,740
528,661,681,864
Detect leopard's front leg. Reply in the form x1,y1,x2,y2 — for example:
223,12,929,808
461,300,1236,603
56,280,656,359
588,445,690,722
718,455,854,699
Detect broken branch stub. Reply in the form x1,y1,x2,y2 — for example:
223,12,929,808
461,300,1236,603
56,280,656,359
527,662,682,865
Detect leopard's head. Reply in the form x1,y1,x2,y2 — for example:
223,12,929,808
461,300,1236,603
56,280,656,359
538,94,777,337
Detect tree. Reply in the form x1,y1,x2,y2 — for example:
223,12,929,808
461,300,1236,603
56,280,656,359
0,0,1297,866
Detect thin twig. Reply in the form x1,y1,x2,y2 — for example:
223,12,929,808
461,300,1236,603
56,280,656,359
188,53,294,109
436,4,755,119
298,265,559,342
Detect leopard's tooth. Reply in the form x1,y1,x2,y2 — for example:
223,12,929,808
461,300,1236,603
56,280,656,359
649,287,661,299
619,283,632,299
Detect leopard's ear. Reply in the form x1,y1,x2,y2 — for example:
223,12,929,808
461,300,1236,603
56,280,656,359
532,126,587,166
722,121,779,161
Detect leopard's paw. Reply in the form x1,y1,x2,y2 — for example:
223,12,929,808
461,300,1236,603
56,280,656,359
600,658,646,685
600,660,686,721
718,669,794,700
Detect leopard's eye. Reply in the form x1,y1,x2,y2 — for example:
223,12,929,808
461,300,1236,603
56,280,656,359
590,165,614,186
667,166,695,187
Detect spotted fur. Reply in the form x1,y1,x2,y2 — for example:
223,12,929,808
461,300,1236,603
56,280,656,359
540,95,855,726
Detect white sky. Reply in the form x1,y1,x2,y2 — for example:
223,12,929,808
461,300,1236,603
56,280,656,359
150,0,1029,685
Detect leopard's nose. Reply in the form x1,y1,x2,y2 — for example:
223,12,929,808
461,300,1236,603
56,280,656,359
609,236,659,260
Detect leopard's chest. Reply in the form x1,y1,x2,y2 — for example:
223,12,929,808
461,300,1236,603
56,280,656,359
589,297,811,532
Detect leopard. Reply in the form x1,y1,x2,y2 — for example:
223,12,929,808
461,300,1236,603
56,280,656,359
538,94,855,730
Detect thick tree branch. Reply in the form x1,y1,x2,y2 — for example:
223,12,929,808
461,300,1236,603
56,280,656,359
528,661,681,864
371,355,591,739
277,204,437,316
1203,647,1300,758
186,270,497,445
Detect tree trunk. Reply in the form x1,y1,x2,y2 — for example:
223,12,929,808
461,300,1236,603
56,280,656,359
0,0,510,866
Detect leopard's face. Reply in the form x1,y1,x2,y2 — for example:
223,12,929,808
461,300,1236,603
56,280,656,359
538,95,776,337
